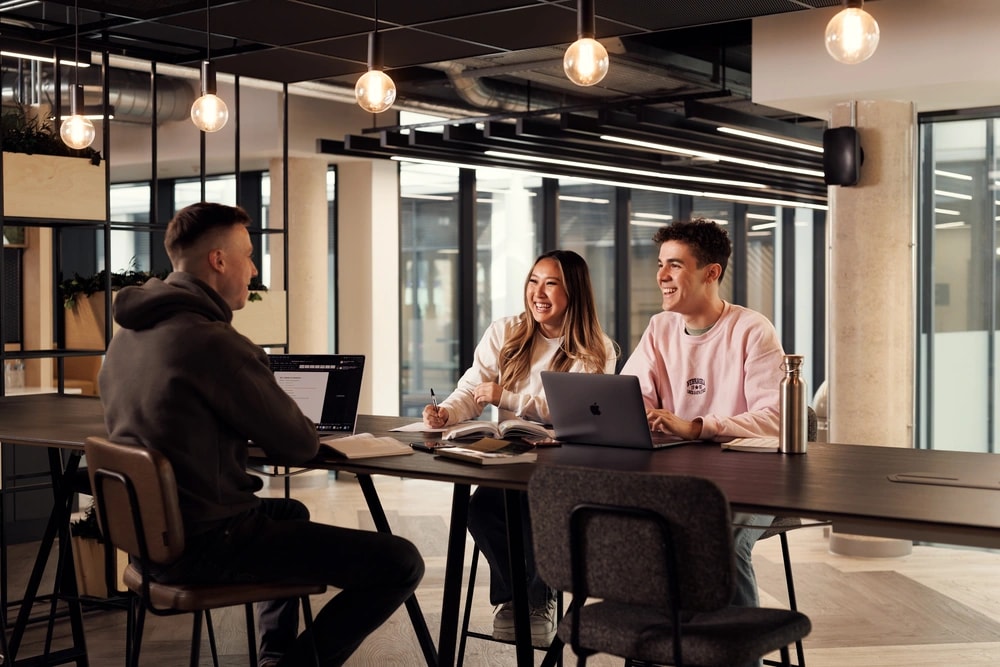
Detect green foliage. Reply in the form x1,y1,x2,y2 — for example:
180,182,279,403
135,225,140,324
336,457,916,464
1,102,102,165
70,501,103,540
59,266,270,309
59,266,166,310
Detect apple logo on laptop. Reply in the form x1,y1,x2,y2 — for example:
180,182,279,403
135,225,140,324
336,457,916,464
589,402,601,416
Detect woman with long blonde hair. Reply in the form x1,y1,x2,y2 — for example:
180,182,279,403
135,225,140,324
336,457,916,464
422,249,616,646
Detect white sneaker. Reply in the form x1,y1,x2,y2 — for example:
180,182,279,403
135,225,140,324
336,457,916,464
529,598,557,647
492,601,516,641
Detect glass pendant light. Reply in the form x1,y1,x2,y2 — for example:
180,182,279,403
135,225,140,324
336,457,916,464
825,0,880,65
190,1,229,132
355,0,396,113
563,0,609,86
60,1,95,150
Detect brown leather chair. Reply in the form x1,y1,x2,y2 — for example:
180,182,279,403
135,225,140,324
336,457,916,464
84,436,325,667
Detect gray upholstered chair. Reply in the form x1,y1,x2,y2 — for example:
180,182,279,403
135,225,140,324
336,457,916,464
84,436,325,667
529,465,811,667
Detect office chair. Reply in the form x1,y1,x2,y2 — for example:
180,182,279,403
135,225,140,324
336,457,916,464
456,544,563,667
84,436,325,667
529,465,811,667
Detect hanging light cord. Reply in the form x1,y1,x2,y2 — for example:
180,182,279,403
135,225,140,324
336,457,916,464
205,0,211,61
73,0,79,89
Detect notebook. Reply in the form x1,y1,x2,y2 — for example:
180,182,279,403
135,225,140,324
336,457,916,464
540,371,705,449
268,354,365,433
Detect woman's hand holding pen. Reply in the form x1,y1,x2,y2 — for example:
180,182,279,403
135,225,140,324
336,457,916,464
423,388,449,428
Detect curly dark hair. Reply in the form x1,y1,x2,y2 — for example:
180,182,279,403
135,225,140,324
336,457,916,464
651,218,732,280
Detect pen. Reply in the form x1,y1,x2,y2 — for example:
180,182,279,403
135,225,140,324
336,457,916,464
431,388,438,409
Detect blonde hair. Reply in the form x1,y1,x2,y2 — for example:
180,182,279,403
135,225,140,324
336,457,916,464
498,250,612,389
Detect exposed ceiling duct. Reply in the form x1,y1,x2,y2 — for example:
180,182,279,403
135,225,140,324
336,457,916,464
2,66,195,123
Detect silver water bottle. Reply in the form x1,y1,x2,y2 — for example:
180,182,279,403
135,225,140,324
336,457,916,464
779,354,807,454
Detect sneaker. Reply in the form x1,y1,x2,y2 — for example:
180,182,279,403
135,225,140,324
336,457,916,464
492,601,516,641
529,598,557,647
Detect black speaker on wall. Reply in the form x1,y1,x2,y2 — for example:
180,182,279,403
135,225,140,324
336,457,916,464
823,126,864,186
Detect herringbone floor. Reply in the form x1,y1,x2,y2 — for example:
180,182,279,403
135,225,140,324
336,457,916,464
6,468,1000,666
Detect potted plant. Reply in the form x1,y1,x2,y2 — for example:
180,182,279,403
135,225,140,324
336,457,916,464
70,500,126,598
60,267,276,347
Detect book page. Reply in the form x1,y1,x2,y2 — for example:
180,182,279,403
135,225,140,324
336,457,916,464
721,437,779,453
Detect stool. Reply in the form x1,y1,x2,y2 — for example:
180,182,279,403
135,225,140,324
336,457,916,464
457,545,563,667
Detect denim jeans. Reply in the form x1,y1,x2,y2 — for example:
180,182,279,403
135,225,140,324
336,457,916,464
150,497,424,666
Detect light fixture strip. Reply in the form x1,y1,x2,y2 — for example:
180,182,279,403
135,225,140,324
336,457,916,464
484,149,769,189
601,134,825,178
389,156,828,211
717,126,823,153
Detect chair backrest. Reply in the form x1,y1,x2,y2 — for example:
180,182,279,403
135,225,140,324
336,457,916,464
84,436,186,566
529,465,735,612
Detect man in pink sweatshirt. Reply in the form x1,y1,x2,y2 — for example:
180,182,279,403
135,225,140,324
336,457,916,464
621,218,784,616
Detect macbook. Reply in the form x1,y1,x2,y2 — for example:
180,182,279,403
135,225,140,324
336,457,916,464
541,371,704,449
268,354,365,433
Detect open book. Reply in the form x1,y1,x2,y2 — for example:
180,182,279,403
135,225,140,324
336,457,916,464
721,437,779,453
440,418,554,441
319,433,414,459
436,437,537,466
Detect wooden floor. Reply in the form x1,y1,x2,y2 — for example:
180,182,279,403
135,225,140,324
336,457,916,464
6,468,1000,666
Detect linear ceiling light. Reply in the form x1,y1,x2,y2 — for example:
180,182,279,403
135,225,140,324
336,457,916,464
563,0,608,86
190,0,229,132
0,50,88,66
390,156,827,211
825,0,880,65
60,0,95,150
483,150,769,189
601,135,825,178
717,127,823,153
355,0,396,113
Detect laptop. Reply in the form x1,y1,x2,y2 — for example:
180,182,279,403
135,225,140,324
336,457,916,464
268,354,365,433
541,371,704,449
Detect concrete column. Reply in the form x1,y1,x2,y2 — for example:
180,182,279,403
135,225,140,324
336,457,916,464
268,157,329,353
827,99,915,557
337,160,400,416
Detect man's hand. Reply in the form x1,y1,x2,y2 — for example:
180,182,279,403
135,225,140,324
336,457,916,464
473,382,502,409
423,404,450,429
646,409,703,439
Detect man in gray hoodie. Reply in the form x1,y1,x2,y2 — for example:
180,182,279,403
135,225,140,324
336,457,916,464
99,202,424,667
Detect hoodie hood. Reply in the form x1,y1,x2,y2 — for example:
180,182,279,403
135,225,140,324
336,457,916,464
112,272,232,331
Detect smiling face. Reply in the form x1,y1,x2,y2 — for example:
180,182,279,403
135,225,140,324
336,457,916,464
656,240,721,321
525,256,569,337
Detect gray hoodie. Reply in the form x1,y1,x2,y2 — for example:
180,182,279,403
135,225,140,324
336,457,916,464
99,271,318,536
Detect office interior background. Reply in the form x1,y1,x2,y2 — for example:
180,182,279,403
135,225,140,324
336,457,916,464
0,0,999,455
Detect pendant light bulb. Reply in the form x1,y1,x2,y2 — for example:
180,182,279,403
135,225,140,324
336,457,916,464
563,37,609,86
564,0,608,86
355,30,396,113
191,60,229,132
355,69,396,113
60,84,95,150
825,0,880,64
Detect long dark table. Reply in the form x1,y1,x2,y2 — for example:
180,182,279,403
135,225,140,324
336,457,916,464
5,395,1000,667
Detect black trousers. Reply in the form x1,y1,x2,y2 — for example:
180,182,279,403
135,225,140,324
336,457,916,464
466,487,552,609
153,498,425,666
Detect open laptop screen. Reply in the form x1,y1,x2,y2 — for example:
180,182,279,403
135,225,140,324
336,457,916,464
268,354,365,433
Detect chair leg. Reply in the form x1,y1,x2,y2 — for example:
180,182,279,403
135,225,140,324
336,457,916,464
778,532,806,666
301,595,321,667
131,601,148,667
189,610,204,667
457,544,482,667
245,603,259,667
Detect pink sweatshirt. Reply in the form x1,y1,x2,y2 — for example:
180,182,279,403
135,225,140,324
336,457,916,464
621,302,784,440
